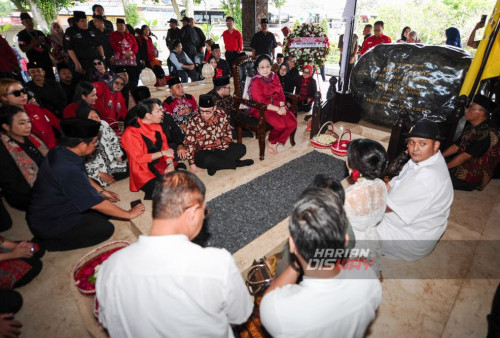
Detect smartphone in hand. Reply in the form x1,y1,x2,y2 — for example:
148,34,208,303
480,15,487,23
130,199,142,208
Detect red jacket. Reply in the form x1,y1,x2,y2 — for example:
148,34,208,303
24,104,60,149
121,118,171,191
250,74,286,118
109,31,138,65
92,82,127,124
222,29,243,52
359,34,392,56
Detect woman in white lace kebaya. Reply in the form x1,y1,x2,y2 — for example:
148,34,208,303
345,138,388,277
75,105,128,187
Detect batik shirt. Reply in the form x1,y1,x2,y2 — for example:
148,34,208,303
162,94,198,127
184,109,232,164
450,121,499,190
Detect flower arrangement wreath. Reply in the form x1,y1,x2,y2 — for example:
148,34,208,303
283,23,330,71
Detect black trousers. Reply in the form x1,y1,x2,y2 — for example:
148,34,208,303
42,211,114,251
488,282,500,338
141,177,162,200
451,175,477,191
194,143,246,171
0,290,23,313
225,51,240,71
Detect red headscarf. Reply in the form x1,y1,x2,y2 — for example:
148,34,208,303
281,26,291,37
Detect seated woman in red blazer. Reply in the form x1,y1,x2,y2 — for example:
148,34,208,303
295,64,317,112
250,54,297,154
121,98,175,199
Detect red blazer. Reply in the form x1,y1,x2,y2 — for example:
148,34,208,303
250,74,286,118
121,118,171,191
24,104,60,149
109,31,138,64
92,82,127,124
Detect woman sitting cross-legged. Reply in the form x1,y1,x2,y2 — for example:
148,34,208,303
185,94,254,176
75,105,128,187
250,54,297,154
344,138,388,278
62,81,98,119
121,98,176,199
0,105,48,211
295,64,317,112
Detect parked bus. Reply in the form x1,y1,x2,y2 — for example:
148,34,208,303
180,9,226,25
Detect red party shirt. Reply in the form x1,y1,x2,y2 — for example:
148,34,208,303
359,34,392,56
222,29,243,52
24,104,60,149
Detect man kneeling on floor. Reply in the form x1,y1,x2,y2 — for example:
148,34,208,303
260,187,382,338
184,94,254,175
96,171,253,337
377,119,454,261
27,119,145,251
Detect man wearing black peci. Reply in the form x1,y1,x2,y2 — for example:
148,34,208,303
27,119,145,251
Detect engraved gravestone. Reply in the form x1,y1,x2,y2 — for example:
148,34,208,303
350,44,472,127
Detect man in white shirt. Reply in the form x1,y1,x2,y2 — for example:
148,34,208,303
377,119,454,261
96,171,253,337
260,188,382,338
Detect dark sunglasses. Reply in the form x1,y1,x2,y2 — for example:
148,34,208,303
94,61,103,66
6,88,28,97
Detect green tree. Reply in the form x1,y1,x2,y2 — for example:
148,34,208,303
124,3,140,27
0,0,15,17
8,0,83,32
270,0,287,27
221,0,242,31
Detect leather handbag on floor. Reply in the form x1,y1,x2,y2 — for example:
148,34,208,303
245,257,273,296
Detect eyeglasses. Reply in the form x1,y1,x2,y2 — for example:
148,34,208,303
94,61,103,66
303,71,311,74
114,81,124,86
6,88,28,97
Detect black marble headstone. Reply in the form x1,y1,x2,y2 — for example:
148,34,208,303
350,44,472,127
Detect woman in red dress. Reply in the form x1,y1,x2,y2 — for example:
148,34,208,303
250,54,297,154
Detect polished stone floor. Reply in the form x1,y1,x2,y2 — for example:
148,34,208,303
2,115,499,337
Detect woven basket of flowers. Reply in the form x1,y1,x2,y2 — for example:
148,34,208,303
72,240,130,295
310,121,337,148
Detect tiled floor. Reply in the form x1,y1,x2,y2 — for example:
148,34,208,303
2,113,499,337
